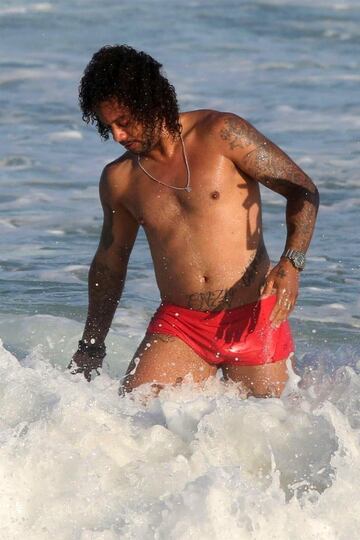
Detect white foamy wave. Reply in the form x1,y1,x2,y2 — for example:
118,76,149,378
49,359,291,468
0,3,53,16
0,339,359,539
0,218,18,230
37,264,89,283
294,301,360,328
49,130,83,142
0,192,55,211
0,66,74,87
46,229,66,236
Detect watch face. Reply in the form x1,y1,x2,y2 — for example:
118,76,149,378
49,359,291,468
294,253,305,267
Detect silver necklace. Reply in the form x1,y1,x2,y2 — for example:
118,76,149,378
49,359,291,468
137,134,191,193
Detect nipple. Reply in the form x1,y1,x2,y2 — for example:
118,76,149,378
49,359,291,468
211,191,220,199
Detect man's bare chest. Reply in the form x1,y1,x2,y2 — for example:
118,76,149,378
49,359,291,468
121,152,258,230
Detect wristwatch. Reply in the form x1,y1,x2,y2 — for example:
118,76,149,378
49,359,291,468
281,248,306,271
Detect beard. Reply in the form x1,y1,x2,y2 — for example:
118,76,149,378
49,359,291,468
135,121,167,155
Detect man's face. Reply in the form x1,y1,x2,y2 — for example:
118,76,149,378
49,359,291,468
95,98,157,154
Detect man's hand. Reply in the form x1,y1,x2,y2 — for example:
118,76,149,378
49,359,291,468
68,351,104,382
261,259,299,328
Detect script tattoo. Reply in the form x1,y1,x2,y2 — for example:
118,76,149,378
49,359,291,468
187,288,234,311
186,242,267,311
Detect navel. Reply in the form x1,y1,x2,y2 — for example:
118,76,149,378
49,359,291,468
210,190,220,199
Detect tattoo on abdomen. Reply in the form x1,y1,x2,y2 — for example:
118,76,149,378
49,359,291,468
187,288,234,311
186,241,266,311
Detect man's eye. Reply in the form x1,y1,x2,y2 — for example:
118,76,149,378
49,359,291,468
117,120,129,127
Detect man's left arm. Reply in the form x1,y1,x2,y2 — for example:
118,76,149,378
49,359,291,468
218,114,320,326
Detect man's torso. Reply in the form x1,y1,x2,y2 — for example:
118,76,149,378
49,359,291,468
106,110,270,311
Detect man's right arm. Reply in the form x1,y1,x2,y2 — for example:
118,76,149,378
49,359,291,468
69,166,139,379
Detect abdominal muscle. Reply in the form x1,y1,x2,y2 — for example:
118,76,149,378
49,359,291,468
148,230,271,312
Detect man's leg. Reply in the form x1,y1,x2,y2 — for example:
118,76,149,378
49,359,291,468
121,333,217,394
221,359,290,398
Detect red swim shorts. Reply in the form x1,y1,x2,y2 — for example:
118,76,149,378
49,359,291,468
147,295,294,366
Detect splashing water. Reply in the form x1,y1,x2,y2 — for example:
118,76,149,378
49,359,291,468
1,337,359,540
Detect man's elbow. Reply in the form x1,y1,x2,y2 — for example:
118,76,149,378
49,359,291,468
300,177,320,210
309,184,320,213
91,250,129,280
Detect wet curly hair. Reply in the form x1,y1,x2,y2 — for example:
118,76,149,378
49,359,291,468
79,45,181,140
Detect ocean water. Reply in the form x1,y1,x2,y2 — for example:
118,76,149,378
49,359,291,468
0,0,359,538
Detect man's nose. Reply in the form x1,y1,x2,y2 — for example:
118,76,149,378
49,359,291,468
111,126,128,143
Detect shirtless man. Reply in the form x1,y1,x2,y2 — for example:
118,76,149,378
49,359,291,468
69,45,319,398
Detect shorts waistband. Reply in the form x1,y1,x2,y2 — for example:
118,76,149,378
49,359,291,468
156,294,276,325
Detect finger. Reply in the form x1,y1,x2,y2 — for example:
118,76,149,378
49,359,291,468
270,297,293,326
269,301,282,323
271,306,289,327
262,278,275,297
68,360,81,374
270,293,288,322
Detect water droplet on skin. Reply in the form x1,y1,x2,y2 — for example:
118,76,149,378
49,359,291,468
129,357,140,374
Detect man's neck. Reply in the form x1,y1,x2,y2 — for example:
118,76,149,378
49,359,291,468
142,121,182,162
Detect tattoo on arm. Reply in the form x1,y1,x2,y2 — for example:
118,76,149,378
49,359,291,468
220,117,262,150
220,116,319,252
276,268,287,278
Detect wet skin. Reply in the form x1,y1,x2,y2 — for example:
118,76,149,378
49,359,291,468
70,99,319,396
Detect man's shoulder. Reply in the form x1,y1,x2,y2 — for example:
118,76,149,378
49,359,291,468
183,109,248,138
101,151,134,184
99,152,134,199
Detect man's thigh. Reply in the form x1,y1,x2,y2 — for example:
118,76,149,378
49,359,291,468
222,358,290,398
122,333,217,393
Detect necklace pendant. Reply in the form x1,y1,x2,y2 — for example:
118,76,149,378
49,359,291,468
185,186,192,193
